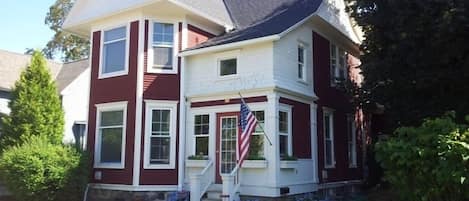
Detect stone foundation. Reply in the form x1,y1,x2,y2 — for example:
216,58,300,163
86,188,189,201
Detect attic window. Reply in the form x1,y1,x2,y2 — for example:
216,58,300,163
219,58,237,76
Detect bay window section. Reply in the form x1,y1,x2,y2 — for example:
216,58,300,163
194,114,209,157
144,101,177,169
94,102,127,169
150,22,175,73
100,26,128,78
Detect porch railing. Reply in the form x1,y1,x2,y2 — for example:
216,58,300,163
221,164,241,201
189,160,214,201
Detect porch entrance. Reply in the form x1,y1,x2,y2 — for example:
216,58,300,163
215,113,239,184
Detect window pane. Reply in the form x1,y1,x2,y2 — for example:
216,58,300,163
101,111,124,126
153,23,173,46
298,63,304,79
104,27,126,42
100,128,122,163
150,137,170,164
103,40,126,73
220,59,237,76
253,111,265,133
325,140,332,165
279,135,288,157
195,136,209,156
298,46,304,63
152,109,171,135
324,115,331,138
153,47,173,68
248,135,264,157
279,111,288,133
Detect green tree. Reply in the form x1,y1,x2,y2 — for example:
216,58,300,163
346,0,469,132
375,113,469,201
0,51,64,152
43,0,89,62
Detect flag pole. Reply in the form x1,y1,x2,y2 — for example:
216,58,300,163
238,92,273,146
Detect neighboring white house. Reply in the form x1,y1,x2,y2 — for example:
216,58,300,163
0,50,90,148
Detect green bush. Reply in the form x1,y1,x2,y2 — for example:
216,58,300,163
375,112,469,201
0,136,89,201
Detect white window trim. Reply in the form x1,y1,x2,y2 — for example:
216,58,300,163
94,101,128,169
98,24,130,79
215,50,240,79
144,100,178,169
147,20,179,74
193,114,210,157
297,42,308,83
279,104,293,157
347,115,358,168
323,108,336,168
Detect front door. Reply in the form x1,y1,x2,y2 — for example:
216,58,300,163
215,112,239,184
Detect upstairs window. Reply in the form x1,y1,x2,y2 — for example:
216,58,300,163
101,26,128,78
219,58,237,76
150,22,175,73
194,114,210,157
330,43,347,85
298,44,307,82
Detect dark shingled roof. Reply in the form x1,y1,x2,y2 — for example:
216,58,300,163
185,0,322,51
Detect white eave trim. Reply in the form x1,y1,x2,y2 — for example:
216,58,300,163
179,35,280,57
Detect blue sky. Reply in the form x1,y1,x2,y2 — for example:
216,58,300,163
0,0,56,54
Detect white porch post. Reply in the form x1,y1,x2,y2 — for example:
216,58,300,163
221,174,235,201
189,174,201,201
311,103,319,183
265,92,280,188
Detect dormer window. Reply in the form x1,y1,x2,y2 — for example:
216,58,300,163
149,22,177,73
100,26,128,78
330,43,347,85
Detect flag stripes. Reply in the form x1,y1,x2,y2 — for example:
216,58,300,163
238,100,258,167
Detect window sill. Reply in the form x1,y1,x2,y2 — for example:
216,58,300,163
98,70,128,79
297,79,309,86
147,66,178,74
185,159,210,168
280,160,298,169
144,163,175,170
216,75,239,81
243,160,268,169
94,162,125,169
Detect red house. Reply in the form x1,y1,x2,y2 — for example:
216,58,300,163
63,0,368,200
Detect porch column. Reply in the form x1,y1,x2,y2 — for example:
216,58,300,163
310,103,319,183
265,92,280,187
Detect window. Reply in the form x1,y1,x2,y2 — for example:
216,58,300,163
347,115,357,167
323,109,335,168
101,26,127,78
278,108,291,158
219,58,237,76
248,111,265,159
298,44,307,82
95,102,127,169
150,22,175,72
330,43,347,85
73,122,87,150
144,100,177,169
194,114,209,157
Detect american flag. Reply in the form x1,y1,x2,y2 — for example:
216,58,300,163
238,100,258,167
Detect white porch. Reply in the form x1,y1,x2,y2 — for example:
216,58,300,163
182,91,319,200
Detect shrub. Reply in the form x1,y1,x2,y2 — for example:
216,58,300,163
0,51,64,152
0,136,89,201
375,112,469,201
